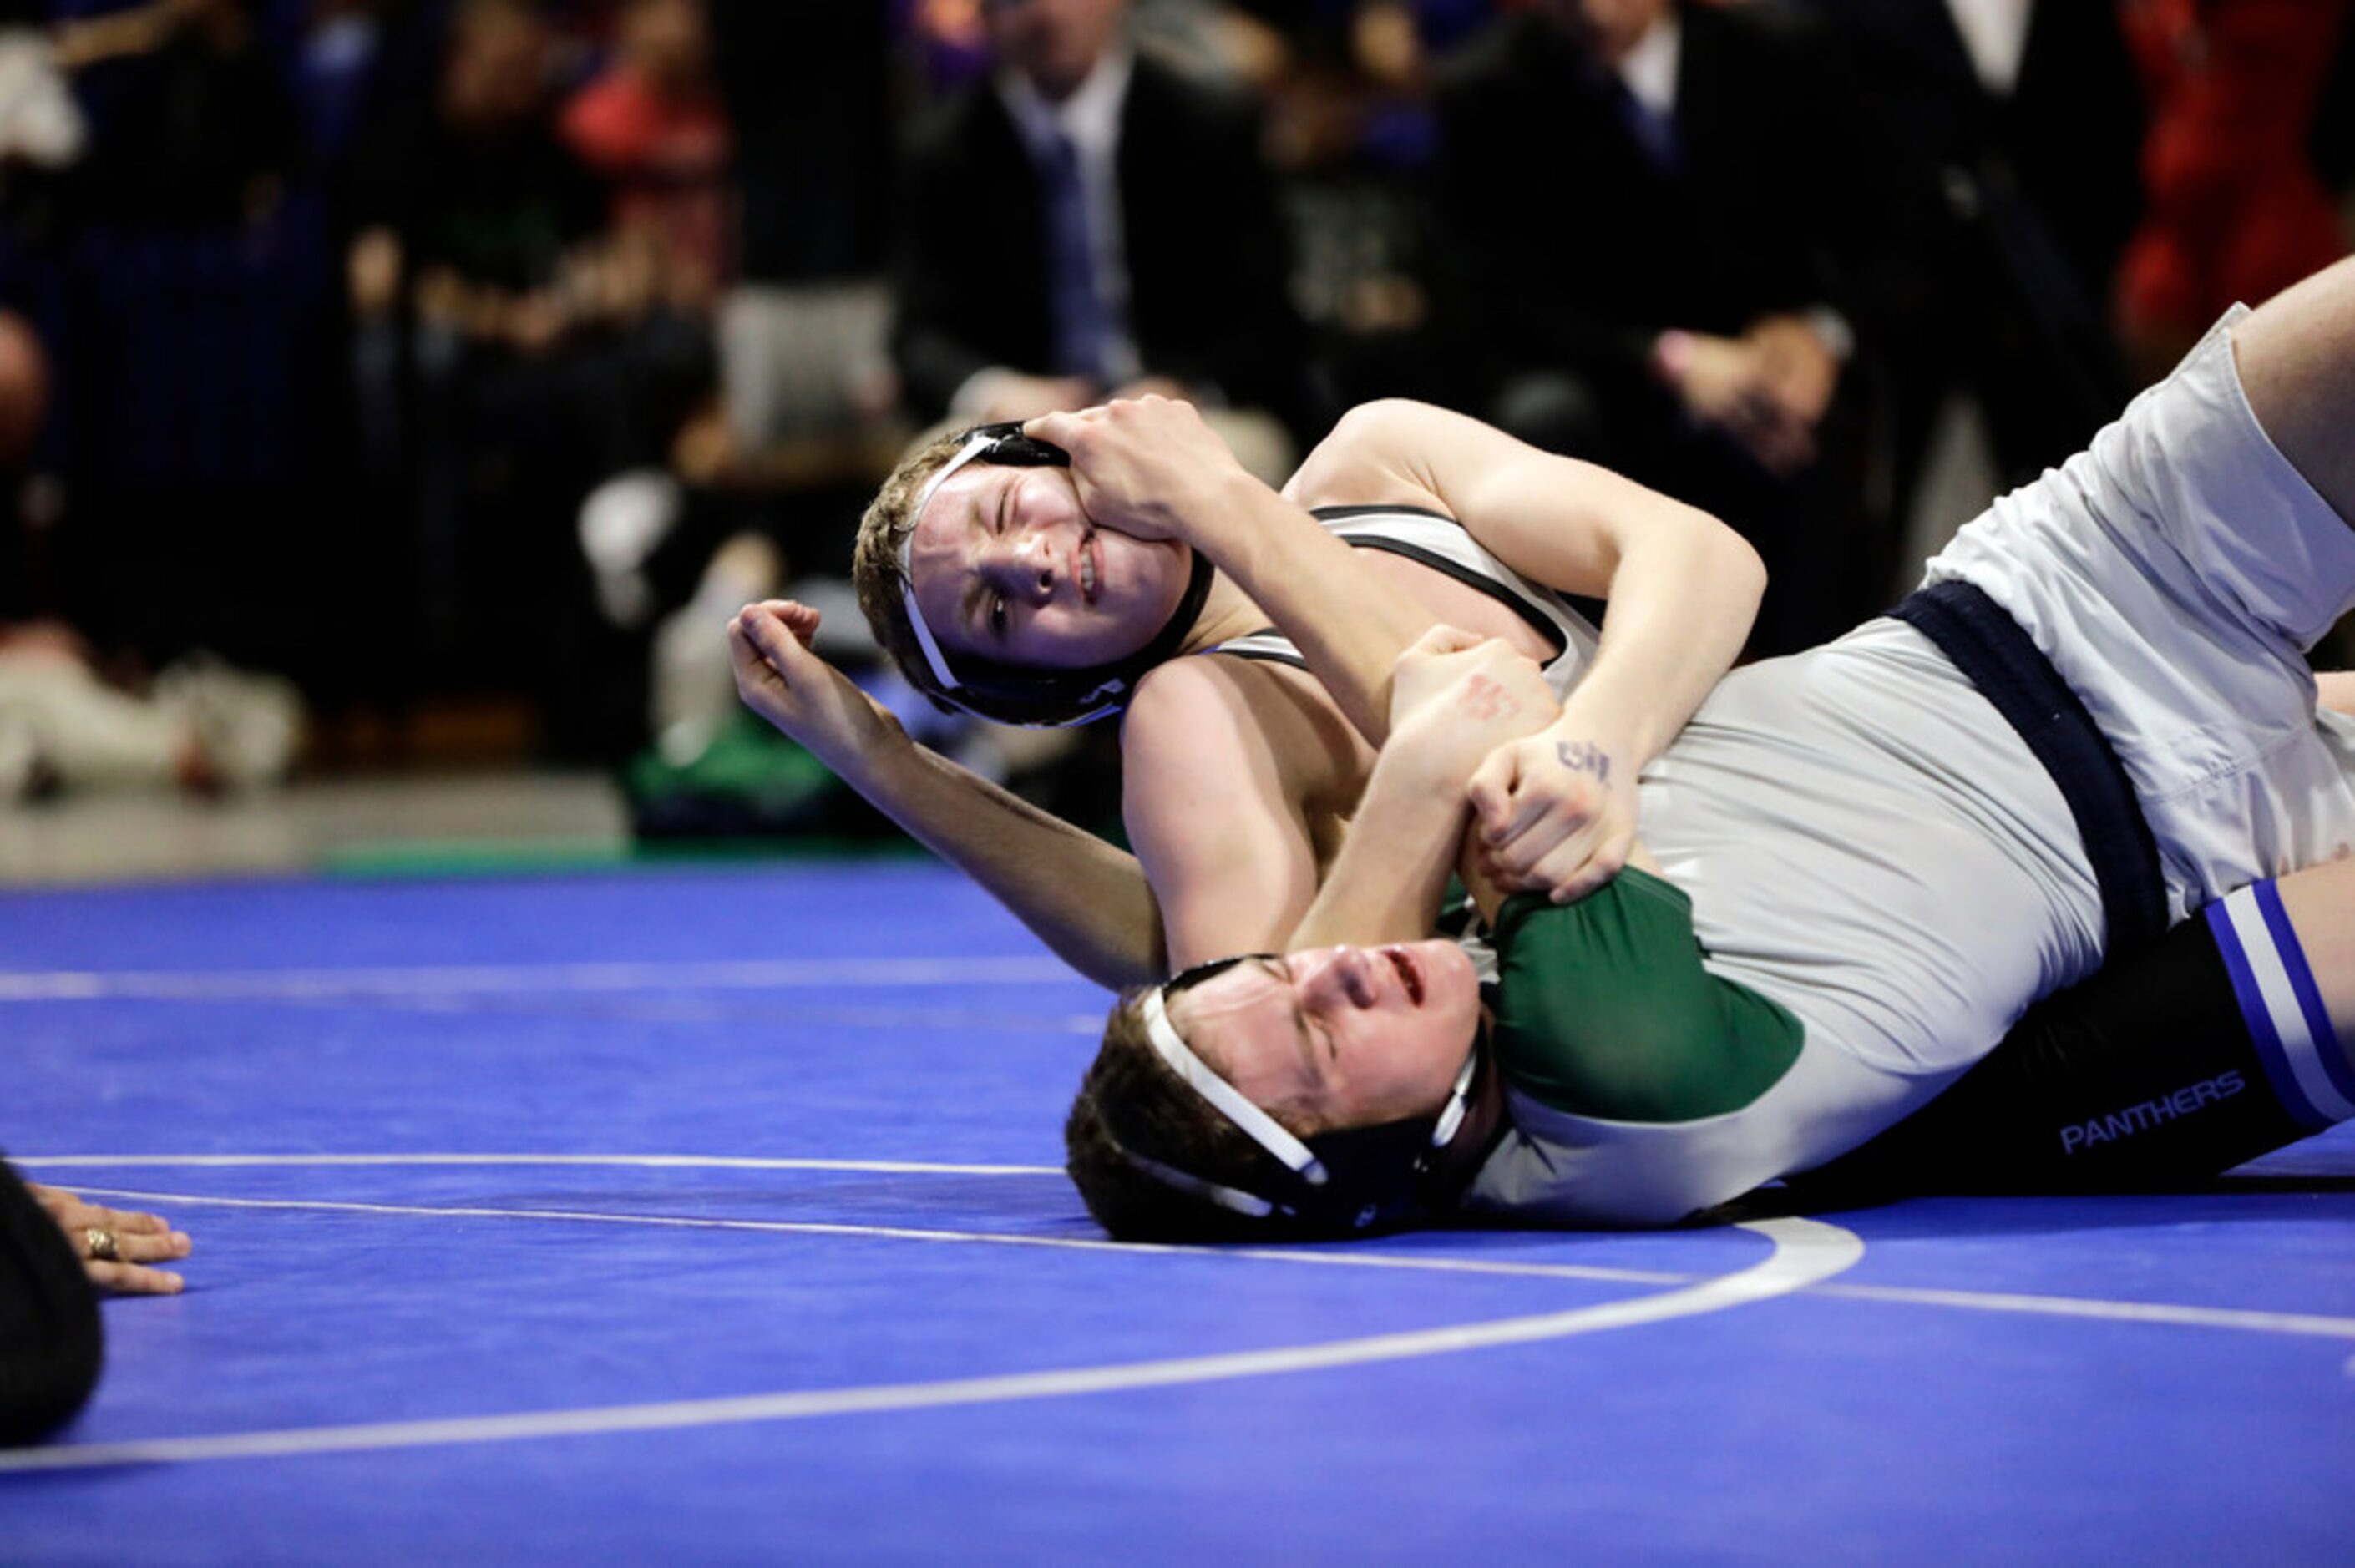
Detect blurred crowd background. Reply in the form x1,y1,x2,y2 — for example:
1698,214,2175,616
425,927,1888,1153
0,0,2348,838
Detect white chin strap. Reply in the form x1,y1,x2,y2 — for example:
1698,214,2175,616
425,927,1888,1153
1117,1148,1278,1219
1431,1049,1479,1148
895,429,1005,693
1141,985,1329,1194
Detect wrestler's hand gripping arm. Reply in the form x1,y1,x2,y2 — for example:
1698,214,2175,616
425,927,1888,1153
1031,397,1762,904
1285,629,1580,951
1285,400,1763,903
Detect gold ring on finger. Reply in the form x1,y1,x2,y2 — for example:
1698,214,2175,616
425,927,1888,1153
85,1227,119,1262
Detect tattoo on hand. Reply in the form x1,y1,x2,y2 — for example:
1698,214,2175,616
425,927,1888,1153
1554,740,1611,784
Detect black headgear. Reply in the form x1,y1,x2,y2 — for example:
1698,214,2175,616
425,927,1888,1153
895,423,1217,728
1112,957,1492,1237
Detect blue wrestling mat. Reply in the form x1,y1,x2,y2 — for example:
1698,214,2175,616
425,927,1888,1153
3,865,2350,1562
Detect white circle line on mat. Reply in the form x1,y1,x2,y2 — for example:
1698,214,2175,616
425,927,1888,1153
19,1153,1068,1177
0,1215,1859,1472
0,956,1081,1001
26,1184,1712,1285
33,1169,2355,1337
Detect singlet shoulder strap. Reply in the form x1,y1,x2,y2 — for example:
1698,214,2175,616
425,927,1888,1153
1197,506,1597,670
1202,630,1310,670
1314,506,1585,659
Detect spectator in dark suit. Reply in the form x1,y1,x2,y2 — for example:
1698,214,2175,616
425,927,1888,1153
63,0,299,232
1803,0,2145,488
1431,0,1922,654
891,0,1306,482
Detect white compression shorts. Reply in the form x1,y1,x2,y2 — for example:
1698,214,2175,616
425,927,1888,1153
1927,304,2355,921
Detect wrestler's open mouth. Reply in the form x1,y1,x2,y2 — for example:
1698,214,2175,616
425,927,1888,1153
1079,534,1100,603
1385,947,1422,1004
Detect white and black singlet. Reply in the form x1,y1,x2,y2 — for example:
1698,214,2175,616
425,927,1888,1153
1198,504,1602,699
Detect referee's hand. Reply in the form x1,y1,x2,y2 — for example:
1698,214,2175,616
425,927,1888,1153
27,1182,190,1296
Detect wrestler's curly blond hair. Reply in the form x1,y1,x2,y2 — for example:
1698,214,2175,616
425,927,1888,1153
849,427,975,714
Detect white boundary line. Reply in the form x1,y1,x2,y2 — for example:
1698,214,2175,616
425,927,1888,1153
21,1154,1067,1177
0,1217,1856,1473
30,1160,2355,1330
44,1180,2355,1339
1814,1282,2355,1340
35,1185,1696,1286
0,956,1079,1002
254,996,1114,1035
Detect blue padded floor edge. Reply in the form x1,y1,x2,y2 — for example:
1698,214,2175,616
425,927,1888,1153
2,866,2349,1564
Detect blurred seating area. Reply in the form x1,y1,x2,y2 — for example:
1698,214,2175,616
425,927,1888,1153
0,0,2347,837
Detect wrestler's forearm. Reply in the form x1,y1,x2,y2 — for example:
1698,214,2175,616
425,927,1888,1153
1286,749,1468,951
2319,670,2355,717
1279,400,1765,758
1193,473,1435,744
1289,639,1562,948
1551,518,1760,769
1411,414,1762,770
838,740,1166,988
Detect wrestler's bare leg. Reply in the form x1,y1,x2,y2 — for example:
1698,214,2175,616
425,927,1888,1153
2273,854,2355,1055
2231,264,2355,1066
2232,254,2355,527
2321,670,2355,716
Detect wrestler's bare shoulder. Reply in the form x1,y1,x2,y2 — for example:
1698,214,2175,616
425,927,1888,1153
1125,650,1374,811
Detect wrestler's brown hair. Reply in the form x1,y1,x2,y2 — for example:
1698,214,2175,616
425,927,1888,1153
850,428,978,713
1064,993,1319,1242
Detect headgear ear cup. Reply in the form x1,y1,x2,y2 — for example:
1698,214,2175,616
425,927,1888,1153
971,428,1070,469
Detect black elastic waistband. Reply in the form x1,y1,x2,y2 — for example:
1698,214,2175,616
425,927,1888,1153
1890,579,2167,956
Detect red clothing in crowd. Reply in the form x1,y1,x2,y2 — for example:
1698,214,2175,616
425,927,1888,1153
560,64,734,302
2119,0,2352,341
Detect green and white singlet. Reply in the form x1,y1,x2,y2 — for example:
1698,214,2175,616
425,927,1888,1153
1466,311,2355,1226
